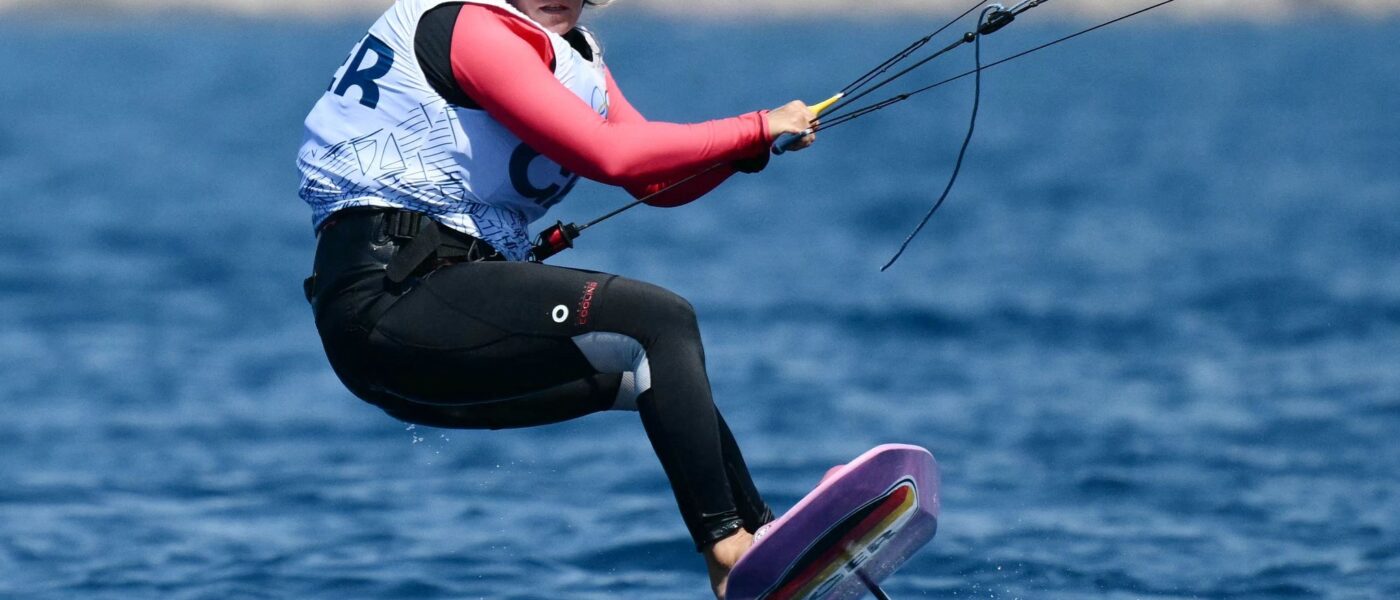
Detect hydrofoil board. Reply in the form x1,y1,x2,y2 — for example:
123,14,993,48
726,444,940,600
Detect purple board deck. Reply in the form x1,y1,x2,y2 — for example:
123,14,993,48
726,444,940,600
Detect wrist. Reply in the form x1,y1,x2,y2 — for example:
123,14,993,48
756,109,774,146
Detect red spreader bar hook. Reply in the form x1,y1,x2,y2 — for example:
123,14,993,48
530,221,582,262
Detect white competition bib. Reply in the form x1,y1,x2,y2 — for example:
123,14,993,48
296,0,610,260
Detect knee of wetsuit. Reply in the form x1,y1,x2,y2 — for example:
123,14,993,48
648,287,701,339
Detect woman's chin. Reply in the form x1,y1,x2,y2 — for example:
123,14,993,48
528,9,578,34
542,19,576,34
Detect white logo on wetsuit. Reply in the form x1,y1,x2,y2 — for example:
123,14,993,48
552,305,569,323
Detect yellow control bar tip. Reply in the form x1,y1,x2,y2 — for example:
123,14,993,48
811,93,844,116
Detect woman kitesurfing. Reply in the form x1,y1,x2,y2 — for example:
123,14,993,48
297,0,818,595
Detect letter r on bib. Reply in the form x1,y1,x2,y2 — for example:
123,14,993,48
333,35,395,109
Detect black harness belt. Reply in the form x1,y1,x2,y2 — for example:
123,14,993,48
378,209,504,284
304,208,505,304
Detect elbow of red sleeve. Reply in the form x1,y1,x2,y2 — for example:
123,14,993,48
622,182,674,207
595,160,638,187
640,190,695,208
580,154,653,188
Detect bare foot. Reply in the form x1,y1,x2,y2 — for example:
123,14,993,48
703,529,755,599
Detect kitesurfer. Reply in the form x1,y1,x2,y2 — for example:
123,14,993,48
297,0,817,595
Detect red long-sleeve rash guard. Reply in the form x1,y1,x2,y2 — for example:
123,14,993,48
450,6,771,207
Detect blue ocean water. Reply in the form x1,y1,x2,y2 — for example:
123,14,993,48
2,9,1398,599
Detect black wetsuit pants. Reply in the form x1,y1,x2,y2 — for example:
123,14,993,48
306,209,772,549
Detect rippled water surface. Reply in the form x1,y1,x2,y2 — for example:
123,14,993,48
2,11,1398,600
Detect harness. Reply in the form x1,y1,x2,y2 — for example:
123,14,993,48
303,208,505,304
376,209,505,284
